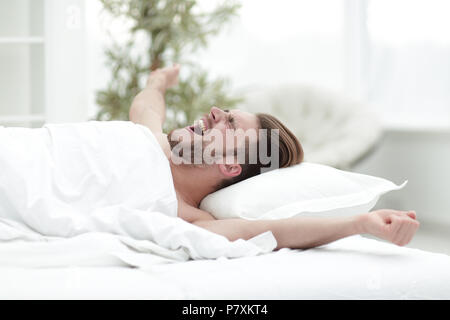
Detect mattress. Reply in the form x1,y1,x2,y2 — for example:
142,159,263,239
1,235,449,299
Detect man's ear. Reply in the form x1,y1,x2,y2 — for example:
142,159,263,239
218,163,242,178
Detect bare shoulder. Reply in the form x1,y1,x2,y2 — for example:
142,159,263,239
177,196,216,223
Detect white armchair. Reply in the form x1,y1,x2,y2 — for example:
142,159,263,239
237,84,382,170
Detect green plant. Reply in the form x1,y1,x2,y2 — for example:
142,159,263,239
96,0,242,132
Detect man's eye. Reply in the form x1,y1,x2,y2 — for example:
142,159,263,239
227,115,235,127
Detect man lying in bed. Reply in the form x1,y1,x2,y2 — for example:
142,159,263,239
130,64,420,250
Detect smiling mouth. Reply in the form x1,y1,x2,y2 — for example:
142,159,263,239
187,118,207,135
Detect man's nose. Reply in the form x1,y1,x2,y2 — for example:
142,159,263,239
210,106,224,123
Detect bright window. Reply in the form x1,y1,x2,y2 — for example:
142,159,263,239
367,0,450,127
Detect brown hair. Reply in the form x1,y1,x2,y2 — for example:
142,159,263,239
216,113,304,190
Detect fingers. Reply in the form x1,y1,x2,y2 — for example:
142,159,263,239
389,215,420,246
391,210,416,218
370,209,420,246
376,209,417,220
406,211,416,220
166,63,180,70
401,222,418,246
389,215,403,243
398,219,419,246
391,216,407,245
149,63,180,89
152,63,180,73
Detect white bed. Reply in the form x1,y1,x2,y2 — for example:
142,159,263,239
2,235,449,300
1,124,448,299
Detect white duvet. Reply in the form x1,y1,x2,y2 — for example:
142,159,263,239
2,235,450,299
0,121,276,266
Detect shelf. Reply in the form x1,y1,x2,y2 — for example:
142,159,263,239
0,37,44,44
0,114,46,123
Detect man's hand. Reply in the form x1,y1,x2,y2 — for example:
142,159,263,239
357,209,420,246
146,64,180,93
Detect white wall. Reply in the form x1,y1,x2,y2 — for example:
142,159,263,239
0,0,87,125
85,0,107,119
0,0,32,117
195,0,346,94
45,0,88,123
352,129,450,227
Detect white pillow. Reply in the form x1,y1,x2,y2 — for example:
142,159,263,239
200,162,407,220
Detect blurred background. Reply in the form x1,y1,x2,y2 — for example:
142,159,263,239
0,0,449,253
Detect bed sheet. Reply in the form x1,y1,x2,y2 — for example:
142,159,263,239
1,235,449,299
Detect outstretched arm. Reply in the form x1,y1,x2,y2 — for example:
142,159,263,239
129,64,180,157
192,209,420,250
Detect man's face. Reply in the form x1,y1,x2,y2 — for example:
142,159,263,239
178,106,259,137
169,106,260,165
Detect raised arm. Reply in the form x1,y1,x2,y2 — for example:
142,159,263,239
129,64,180,157
192,209,420,250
